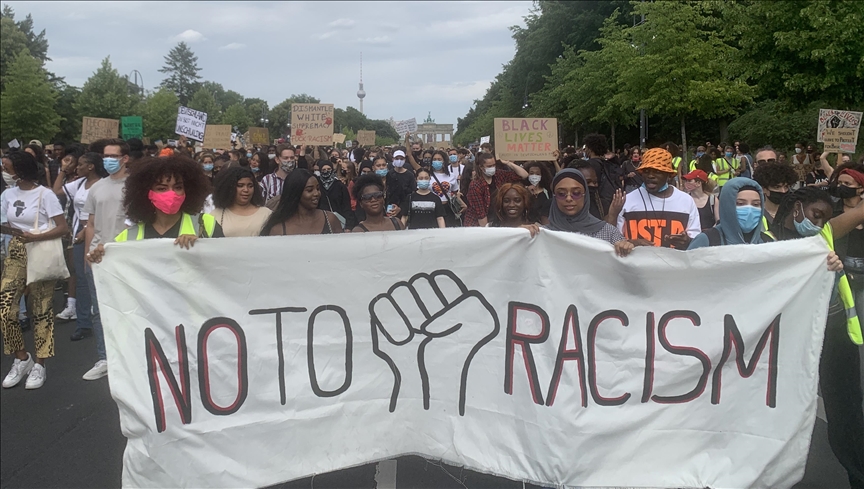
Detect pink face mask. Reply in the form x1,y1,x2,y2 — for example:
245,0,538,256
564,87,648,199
148,190,185,215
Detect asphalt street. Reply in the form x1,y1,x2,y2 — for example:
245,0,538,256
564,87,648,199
0,293,854,489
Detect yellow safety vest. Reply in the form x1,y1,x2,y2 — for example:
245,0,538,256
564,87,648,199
672,156,682,171
689,159,698,172
820,223,862,345
115,213,216,242
713,157,739,187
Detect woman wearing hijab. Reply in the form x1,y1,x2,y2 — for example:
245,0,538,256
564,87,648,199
315,159,353,229
546,168,635,257
687,177,774,248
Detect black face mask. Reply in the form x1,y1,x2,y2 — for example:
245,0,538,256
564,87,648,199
830,184,860,200
766,191,786,205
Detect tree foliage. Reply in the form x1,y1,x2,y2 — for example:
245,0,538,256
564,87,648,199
0,49,60,143
74,57,139,120
141,88,180,142
1,6,50,91
187,86,220,122
159,42,202,105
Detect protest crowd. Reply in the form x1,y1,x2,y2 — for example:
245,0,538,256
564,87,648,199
1,130,863,487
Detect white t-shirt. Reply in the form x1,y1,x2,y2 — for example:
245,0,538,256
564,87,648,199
617,186,700,247
64,179,92,235
1,186,64,232
431,171,460,203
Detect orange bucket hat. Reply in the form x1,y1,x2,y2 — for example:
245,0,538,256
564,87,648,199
637,148,676,174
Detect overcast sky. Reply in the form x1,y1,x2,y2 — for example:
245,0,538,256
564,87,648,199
6,1,532,126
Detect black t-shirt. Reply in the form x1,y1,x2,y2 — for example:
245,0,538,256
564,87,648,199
806,169,829,188
140,216,225,239
404,191,444,229
389,170,416,202
530,190,551,222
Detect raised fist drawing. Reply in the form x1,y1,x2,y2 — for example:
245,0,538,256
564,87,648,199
369,270,500,416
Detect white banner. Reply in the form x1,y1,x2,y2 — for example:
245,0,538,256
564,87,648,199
93,229,833,489
395,118,417,137
174,106,208,141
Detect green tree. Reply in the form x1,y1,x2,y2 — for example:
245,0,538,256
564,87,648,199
244,97,269,127
141,88,180,142
74,57,138,120
0,49,60,143
222,103,252,133
1,6,51,91
187,86,220,122
54,81,81,143
159,42,201,105
729,0,864,108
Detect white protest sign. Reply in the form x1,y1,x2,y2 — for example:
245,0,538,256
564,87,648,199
395,118,417,137
175,106,208,141
480,135,490,145
817,109,861,151
7,139,20,149
93,230,832,489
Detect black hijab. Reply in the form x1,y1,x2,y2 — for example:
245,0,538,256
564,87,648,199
547,168,607,235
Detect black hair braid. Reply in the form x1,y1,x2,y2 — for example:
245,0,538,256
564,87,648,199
770,187,832,241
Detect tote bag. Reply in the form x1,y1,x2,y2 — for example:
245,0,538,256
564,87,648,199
25,188,70,285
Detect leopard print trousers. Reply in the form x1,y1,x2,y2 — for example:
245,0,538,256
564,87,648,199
0,237,55,358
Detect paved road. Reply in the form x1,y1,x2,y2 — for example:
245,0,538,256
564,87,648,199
0,295,853,488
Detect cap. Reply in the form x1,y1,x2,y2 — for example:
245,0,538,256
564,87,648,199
28,139,43,148
159,148,174,157
637,148,675,174
393,150,406,158
683,169,708,182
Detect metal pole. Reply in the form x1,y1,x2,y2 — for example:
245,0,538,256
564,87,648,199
640,110,646,149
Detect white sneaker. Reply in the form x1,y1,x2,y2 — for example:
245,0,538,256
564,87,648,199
25,363,46,389
2,354,34,388
82,360,108,381
56,305,77,320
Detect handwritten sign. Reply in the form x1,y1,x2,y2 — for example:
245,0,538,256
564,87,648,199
175,106,208,141
80,117,119,144
818,109,861,146
248,127,270,146
121,116,143,140
332,133,346,144
494,118,557,161
394,118,417,137
202,125,233,150
291,104,334,145
357,130,376,147
480,136,491,145
823,128,858,153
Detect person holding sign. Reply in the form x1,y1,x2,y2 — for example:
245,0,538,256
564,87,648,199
261,169,343,236
463,152,528,227
1,151,69,390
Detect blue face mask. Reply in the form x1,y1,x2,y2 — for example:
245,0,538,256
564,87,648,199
696,152,705,158
643,182,669,193
432,161,443,171
725,151,734,158
202,163,214,172
449,154,458,163
375,168,388,178
246,153,252,158
417,180,431,190
793,203,822,236
103,157,121,175
736,205,761,232
251,166,260,173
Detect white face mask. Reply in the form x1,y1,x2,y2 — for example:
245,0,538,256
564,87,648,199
795,148,802,154
527,175,542,186
2,170,17,187
484,166,496,177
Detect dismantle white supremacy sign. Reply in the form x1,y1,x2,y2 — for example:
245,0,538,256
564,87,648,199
93,229,833,489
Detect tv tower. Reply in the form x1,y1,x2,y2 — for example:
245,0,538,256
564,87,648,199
357,52,366,115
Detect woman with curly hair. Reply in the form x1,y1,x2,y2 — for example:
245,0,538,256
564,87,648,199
86,155,222,264
523,161,553,224
209,167,271,237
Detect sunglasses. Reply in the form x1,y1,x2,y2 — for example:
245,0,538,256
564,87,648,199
757,158,777,165
360,191,385,201
554,190,585,201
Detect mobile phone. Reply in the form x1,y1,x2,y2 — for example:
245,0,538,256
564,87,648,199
386,204,395,214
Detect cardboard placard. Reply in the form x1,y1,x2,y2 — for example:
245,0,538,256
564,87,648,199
332,133,347,144
357,130,376,147
290,103,334,145
822,127,858,153
121,116,143,140
142,138,151,145
81,117,120,144
175,106,208,141
248,127,270,146
202,125,233,150
818,109,861,146
395,118,417,137
493,118,557,161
